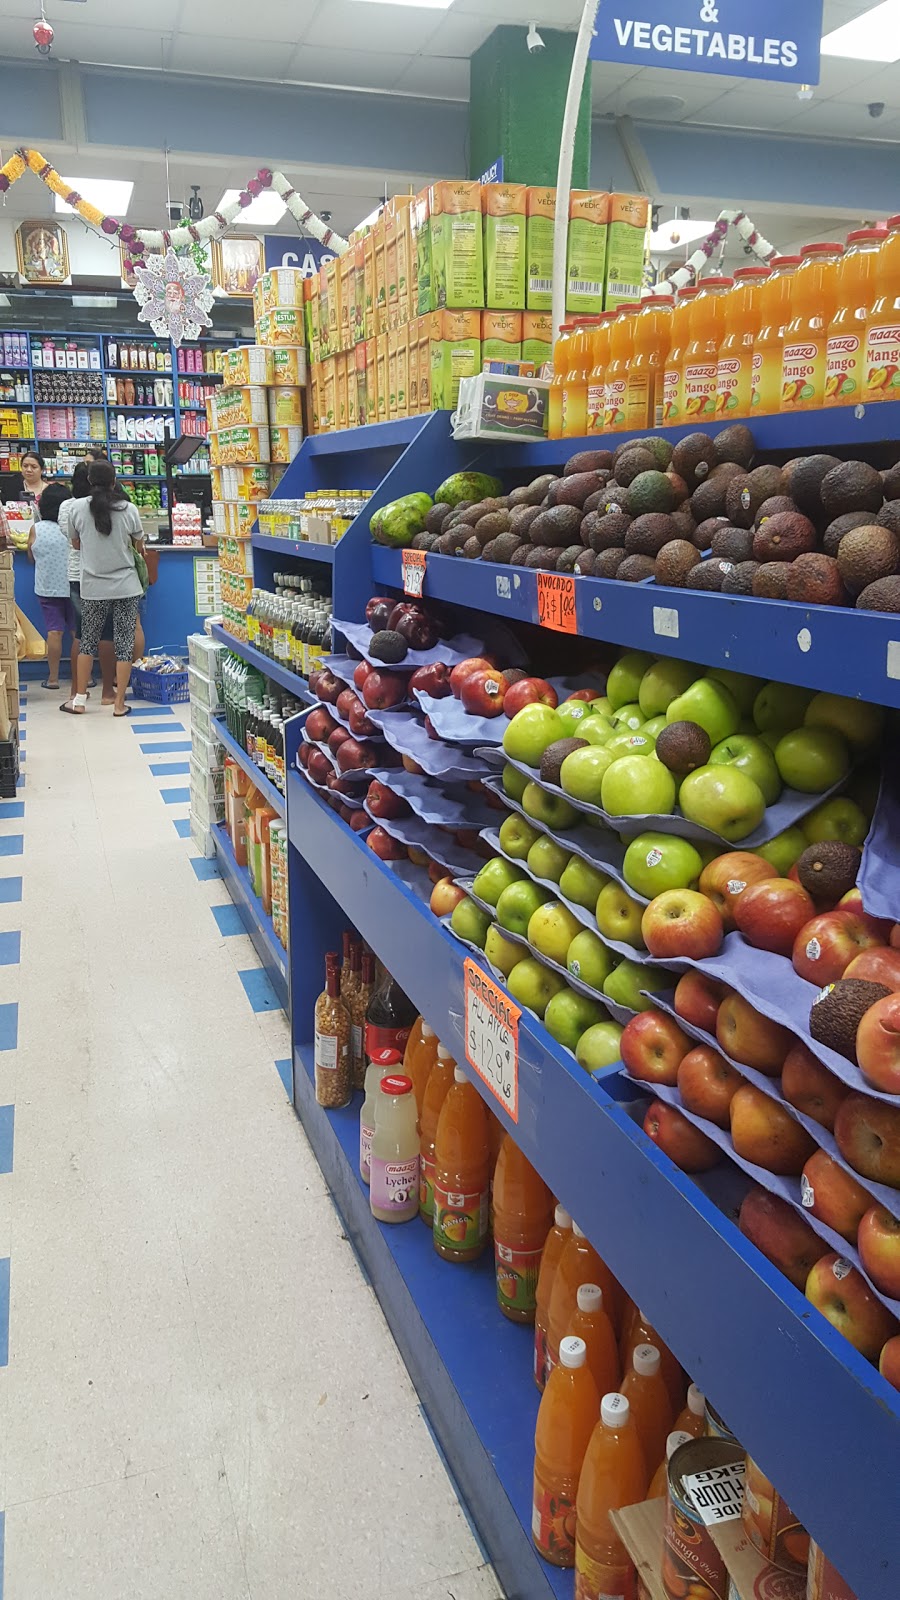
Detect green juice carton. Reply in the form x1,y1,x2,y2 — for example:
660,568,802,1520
566,190,610,316
605,193,651,310
483,183,527,310
430,181,485,310
522,311,553,372
413,188,433,315
526,187,556,311
430,310,481,410
482,310,522,364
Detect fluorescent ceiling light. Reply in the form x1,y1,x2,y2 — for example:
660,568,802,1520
821,1,900,61
351,0,453,8
56,178,133,216
72,295,117,307
218,188,286,227
649,219,717,253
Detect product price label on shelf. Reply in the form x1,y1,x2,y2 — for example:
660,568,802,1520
463,958,520,1122
401,549,427,598
536,571,576,634
683,1461,746,1526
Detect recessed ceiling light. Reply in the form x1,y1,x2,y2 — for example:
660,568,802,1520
56,178,134,216
649,219,717,253
351,0,453,8
218,189,286,227
626,94,686,118
821,1,900,62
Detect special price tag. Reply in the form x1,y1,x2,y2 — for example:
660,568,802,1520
463,958,520,1122
401,548,427,598
536,571,577,633
683,1461,746,1526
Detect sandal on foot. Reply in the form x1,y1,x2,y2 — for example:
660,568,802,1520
113,705,132,717
59,701,85,715
41,680,60,690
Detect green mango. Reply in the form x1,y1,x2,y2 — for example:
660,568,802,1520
434,471,503,507
377,492,434,548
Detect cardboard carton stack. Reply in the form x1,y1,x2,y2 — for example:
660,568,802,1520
187,633,226,857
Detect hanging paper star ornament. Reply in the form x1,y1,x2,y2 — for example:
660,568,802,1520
133,247,214,346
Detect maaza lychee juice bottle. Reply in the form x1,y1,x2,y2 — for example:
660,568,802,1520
780,241,844,411
826,228,883,407
717,265,769,420
753,255,801,414
865,214,900,402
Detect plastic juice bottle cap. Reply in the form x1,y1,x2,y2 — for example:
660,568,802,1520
666,1429,693,1459
640,292,675,305
436,1045,455,1062
559,1336,586,1369
577,1283,603,1313
555,1205,571,1228
633,1343,661,1376
453,1066,467,1084
421,1022,435,1038
698,275,735,288
687,1383,705,1416
800,242,844,256
601,1393,630,1428
380,1074,413,1095
846,228,885,244
572,1221,586,1238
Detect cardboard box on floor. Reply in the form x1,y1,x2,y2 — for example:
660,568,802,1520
610,1497,807,1600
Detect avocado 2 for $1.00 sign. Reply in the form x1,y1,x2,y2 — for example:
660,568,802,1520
590,0,823,84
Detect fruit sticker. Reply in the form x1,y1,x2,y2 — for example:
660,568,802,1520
494,1240,542,1317
433,1184,489,1255
532,1481,577,1564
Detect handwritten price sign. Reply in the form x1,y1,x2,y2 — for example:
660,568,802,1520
463,958,520,1122
536,571,577,633
402,549,427,598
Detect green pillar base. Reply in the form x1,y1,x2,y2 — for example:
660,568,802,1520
469,26,591,189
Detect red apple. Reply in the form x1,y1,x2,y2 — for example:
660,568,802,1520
781,1043,849,1132
845,947,900,992
365,779,409,821
450,657,496,697
641,890,724,960
699,851,778,930
430,877,467,917
642,1100,720,1172
325,772,357,796
739,1187,828,1292
673,970,729,1034
335,737,375,774
297,742,311,770
366,826,406,861
802,1149,872,1243
326,794,342,813
566,688,603,703
838,889,894,942
315,668,343,705
733,877,817,957
402,755,425,776
349,809,371,833
327,727,350,756
805,1252,898,1361
407,845,430,868
306,706,337,743
427,859,448,884
858,1205,900,1298
677,1046,743,1128
835,1093,900,1188
879,1334,900,1390
424,715,439,741
366,595,395,628
892,924,900,950
307,749,332,786
348,700,377,738
336,688,359,721
792,910,885,985
353,659,374,690
460,667,507,718
502,677,560,717
620,1011,692,1087
409,661,452,699
716,992,792,1076
856,993,900,1094
362,670,407,711
338,802,356,824
730,1084,816,1175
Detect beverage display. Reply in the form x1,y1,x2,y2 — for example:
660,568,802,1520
401,1017,438,1118
826,229,883,407
419,1044,456,1226
681,275,733,423
245,580,333,680
602,306,638,431
781,242,844,411
661,285,699,425
534,1204,572,1390
369,1073,420,1223
492,1134,553,1323
575,1392,649,1599
752,254,801,414
585,311,614,435
865,212,900,401
547,322,573,440
532,1335,600,1567
433,1067,491,1263
314,951,352,1109
548,1224,624,1378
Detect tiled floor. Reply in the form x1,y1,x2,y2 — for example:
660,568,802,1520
0,687,502,1600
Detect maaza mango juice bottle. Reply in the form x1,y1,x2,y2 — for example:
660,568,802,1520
780,241,844,411
826,228,883,407
716,265,769,419
752,255,800,414
660,286,699,426
864,214,900,402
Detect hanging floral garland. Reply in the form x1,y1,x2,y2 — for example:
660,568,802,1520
662,210,777,291
0,148,350,276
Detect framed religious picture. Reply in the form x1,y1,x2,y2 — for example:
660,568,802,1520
213,235,263,298
15,219,70,284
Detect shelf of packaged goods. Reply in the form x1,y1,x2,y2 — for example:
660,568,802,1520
212,715,285,820
178,404,209,412
209,623,316,704
306,415,436,456
36,437,110,444
109,405,175,413
32,400,104,408
105,368,174,378
251,533,337,564
212,822,289,1010
0,400,33,407
370,547,900,710
286,768,900,1600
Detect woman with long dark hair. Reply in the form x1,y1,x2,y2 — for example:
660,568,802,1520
17,450,50,508
61,460,144,717
28,481,75,690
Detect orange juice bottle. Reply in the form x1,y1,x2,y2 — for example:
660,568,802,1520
602,307,639,431
493,1134,554,1323
562,316,601,437
402,1018,438,1120
570,1283,620,1401
433,1067,490,1262
548,323,574,439
532,1335,600,1568
647,1427,694,1500
661,286,699,425
682,276,733,423
585,311,615,435
575,1392,649,1599
753,255,801,414
673,1382,706,1439
621,1343,675,1471
547,1222,624,1374
418,1044,455,1225
826,228,884,407
864,216,900,403
781,241,844,411
621,1309,684,1413
534,1203,571,1389
716,265,769,419
625,294,673,430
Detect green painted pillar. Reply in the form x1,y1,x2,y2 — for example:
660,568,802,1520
469,26,591,188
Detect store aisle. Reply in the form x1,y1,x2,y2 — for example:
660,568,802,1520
0,688,501,1600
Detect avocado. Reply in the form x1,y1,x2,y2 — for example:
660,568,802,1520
726,464,787,528
462,535,483,559
548,470,607,509
432,530,467,556
509,545,533,567
822,511,874,555
782,455,841,520
628,470,678,517
564,450,613,476
594,546,627,577
411,530,439,551
711,525,755,563
820,460,884,520
693,516,729,551
456,498,506,527
666,471,691,506
474,511,511,544
752,562,791,599
369,630,409,663
582,511,632,553
556,544,585,574
671,510,697,540
508,474,558,507
721,561,760,595
541,737,589,785
633,435,674,470
575,549,596,576
883,462,900,500
752,511,818,562
582,488,611,514
613,447,658,487
617,553,657,582
785,554,848,607
597,484,631,517
484,531,523,565
686,558,733,591
529,505,583,547
690,463,745,522
877,500,900,538
656,720,711,775
509,503,544,537
625,514,679,556
809,978,892,1062
714,423,756,468
525,546,559,570
672,432,718,489
797,841,862,903
655,540,702,588
434,471,503,506
837,525,900,596
857,574,900,611
425,503,450,535
755,495,799,528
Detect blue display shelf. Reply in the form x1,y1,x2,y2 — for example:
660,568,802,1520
209,623,315,704
306,415,434,456
212,822,289,1011
252,533,337,564
212,715,284,819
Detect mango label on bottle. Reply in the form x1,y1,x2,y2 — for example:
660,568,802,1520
716,355,751,416
781,341,825,407
433,1184,488,1253
494,1240,542,1316
682,362,717,418
419,1155,437,1222
661,366,682,423
826,333,863,402
865,324,900,397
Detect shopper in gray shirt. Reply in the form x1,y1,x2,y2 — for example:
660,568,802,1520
61,460,145,718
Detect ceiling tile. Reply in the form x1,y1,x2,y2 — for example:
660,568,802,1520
453,0,581,21
394,55,470,99
780,101,900,140
424,12,498,54
49,22,175,68
167,34,295,77
303,0,447,54
175,0,321,41
285,43,413,90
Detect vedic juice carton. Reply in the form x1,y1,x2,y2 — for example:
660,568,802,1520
526,187,556,311
321,358,336,432
365,338,377,424
376,334,388,421
408,317,420,413
430,181,485,309
523,311,553,372
397,324,409,416
604,193,651,310
432,310,481,410
385,207,399,330
339,251,354,351
388,330,398,418
420,315,436,411
355,343,367,425
392,195,414,327
483,183,527,310
317,262,331,357
363,235,376,340
336,352,349,430
405,203,418,320
566,190,610,316
414,188,433,314
482,310,522,365
374,219,387,335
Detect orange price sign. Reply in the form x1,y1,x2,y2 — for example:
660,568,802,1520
463,957,520,1122
536,570,577,633
401,548,427,598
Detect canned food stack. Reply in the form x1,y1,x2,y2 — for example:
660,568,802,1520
187,633,226,857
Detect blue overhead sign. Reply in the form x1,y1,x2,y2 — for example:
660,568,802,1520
263,235,336,275
589,0,823,84
479,158,505,184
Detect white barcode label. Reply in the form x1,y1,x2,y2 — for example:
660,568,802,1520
529,277,552,292
569,279,604,295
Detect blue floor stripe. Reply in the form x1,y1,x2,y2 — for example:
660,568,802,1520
131,722,176,735
0,933,21,966
173,816,191,838
238,968,281,1013
150,762,190,776
0,879,22,904
129,705,174,717
0,1260,10,1366
211,902,244,936
140,740,192,754
0,1005,18,1051
0,803,24,819
0,836,23,858
190,857,220,881
275,1057,292,1096
0,1106,14,1175
161,787,191,805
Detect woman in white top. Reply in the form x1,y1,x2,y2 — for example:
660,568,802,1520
61,461,144,718
59,460,92,691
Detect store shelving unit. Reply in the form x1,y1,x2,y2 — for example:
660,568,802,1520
212,714,285,820
209,622,316,704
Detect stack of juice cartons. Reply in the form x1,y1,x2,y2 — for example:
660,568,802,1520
0,548,18,789
187,633,226,857
269,821,289,952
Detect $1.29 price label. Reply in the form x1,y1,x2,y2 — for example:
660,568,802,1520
536,571,577,633
401,548,427,598
463,958,520,1122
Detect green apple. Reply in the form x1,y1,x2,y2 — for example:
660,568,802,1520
666,678,740,746
759,729,781,752
526,835,571,883
450,896,492,949
601,755,677,818
707,667,764,715
507,957,566,1018
605,730,656,762
544,988,606,1051
496,879,552,936
709,734,782,806
567,929,616,990
800,797,869,847
579,716,617,747
557,698,595,736
590,696,614,719
678,764,766,842
612,702,645,732
774,728,850,794
623,831,703,897
607,651,655,710
596,882,646,948
503,703,566,766
576,1020,625,1073
502,763,529,803
757,825,807,874
752,681,814,733
560,745,615,805
559,856,611,910
603,959,667,1013
638,658,697,719
484,923,522,977
522,780,579,830
498,813,541,860
528,901,583,966
472,857,526,907
640,715,668,740
803,691,884,753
